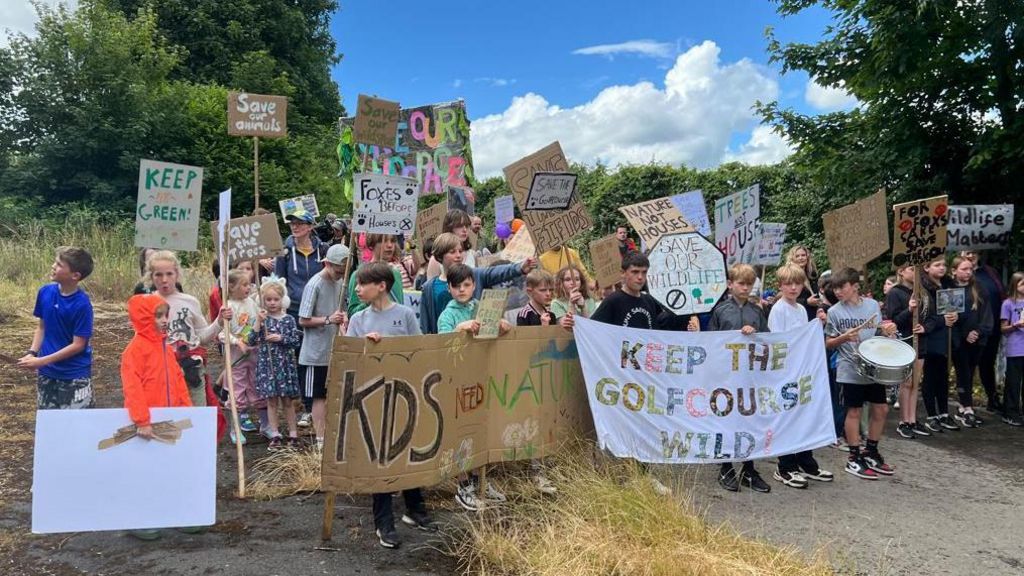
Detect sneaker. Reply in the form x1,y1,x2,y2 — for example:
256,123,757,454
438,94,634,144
896,422,916,439
739,469,771,493
911,421,932,437
833,437,851,452
773,469,808,489
401,510,437,532
1002,415,1024,427
957,409,981,428
376,527,401,549
228,429,247,445
938,415,961,431
924,417,944,433
267,436,285,452
259,424,276,440
718,468,740,492
534,474,557,495
484,481,508,503
286,436,302,448
845,458,879,480
456,482,484,511
798,466,835,482
649,476,673,496
894,399,900,410
297,412,312,428
863,452,895,476
971,413,984,426
128,529,162,541
239,416,258,433
176,526,206,534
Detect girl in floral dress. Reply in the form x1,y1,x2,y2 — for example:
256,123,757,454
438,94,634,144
254,278,302,450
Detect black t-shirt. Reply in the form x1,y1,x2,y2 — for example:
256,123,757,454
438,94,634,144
516,302,559,326
590,290,663,329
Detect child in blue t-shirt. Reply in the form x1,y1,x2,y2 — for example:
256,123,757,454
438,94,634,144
18,247,95,409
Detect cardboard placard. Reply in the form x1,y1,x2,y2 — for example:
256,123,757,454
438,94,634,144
503,142,593,253
352,94,400,149
416,201,447,245
501,226,536,262
134,159,203,251
404,291,422,325
321,328,592,493
526,172,577,211
753,222,787,266
227,92,288,138
494,195,515,224
713,184,761,266
210,213,284,265
892,195,949,266
278,194,320,220
670,190,712,237
589,234,622,288
447,185,476,215
936,288,966,315
822,190,889,270
340,100,473,195
618,196,695,249
475,289,510,339
947,205,1014,251
352,173,419,235
646,232,728,314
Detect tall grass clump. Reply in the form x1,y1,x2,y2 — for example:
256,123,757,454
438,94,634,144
450,442,834,576
248,447,323,500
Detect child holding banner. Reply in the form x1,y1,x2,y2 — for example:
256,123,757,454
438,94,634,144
220,269,266,443
916,258,962,433
346,262,434,548
709,264,771,494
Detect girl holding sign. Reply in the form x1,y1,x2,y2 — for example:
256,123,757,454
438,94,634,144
915,257,961,433
950,256,993,428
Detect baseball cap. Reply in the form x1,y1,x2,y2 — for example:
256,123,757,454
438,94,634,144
321,244,351,265
285,209,315,224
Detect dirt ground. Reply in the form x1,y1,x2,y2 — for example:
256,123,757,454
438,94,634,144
3,304,1024,575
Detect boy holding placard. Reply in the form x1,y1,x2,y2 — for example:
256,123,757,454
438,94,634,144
438,264,511,336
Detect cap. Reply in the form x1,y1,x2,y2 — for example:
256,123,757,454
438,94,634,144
321,243,351,265
285,209,315,224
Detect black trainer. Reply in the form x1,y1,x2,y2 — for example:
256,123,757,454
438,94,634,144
910,421,932,437
739,469,771,493
896,422,915,439
718,467,740,492
376,526,401,549
401,510,437,532
924,418,944,433
938,415,961,431
1002,415,1024,427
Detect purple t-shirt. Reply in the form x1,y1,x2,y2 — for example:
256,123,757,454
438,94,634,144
1001,299,1024,357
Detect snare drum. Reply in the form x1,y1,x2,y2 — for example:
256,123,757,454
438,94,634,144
855,337,915,385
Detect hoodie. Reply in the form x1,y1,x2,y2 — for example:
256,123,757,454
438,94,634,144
274,234,328,316
121,294,192,427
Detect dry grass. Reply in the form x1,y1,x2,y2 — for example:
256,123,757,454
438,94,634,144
248,447,323,500
448,442,835,576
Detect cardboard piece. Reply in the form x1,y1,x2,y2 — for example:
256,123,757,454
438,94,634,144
494,195,515,224
279,194,320,220
32,407,217,533
321,328,592,494
618,196,695,249
589,234,622,289
947,205,1015,251
447,185,476,215
646,232,728,314
227,92,288,138
936,288,966,315
475,289,510,339
134,159,203,251
210,213,285,265
713,184,761,266
822,190,889,270
501,226,536,262
352,173,419,235
503,142,593,253
754,222,787,266
352,95,400,149
670,190,712,237
416,201,447,245
526,172,577,211
892,195,949,266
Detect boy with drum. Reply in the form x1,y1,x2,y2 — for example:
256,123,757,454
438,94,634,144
825,268,900,480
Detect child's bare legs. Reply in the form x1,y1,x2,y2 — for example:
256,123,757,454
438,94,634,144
312,398,326,444
283,397,298,438
266,397,281,438
868,401,888,441
845,406,863,448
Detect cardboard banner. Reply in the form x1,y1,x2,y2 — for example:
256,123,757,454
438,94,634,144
134,159,203,251
227,92,288,138
947,205,1014,251
646,232,728,314
211,213,284,265
753,222,787,266
416,201,447,246
321,328,592,493
32,407,217,533
475,289,510,339
340,100,473,195
619,196,695,249
447,185,476,215
503,142,593,253
714,184,761,266
892,195,949,266
589,234,622,289
670,190,712,238
501,226,536,262
494,195,515,224
353,94,400,149
278,194,320,220
573,317,834,464
352,173,419,235
526,172,577,211
822,190,889,270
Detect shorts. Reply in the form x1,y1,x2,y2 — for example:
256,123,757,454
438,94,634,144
37,375,94,409
841,382,887,408
301,365,329,399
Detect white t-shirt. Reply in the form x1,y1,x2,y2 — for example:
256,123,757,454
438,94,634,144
768,299,809,333
164,292,220,349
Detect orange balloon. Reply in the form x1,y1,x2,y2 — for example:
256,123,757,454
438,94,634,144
511,218,525,233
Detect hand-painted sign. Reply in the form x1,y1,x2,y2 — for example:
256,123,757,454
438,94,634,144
135,159,203,251
646,232,728,315
352,173,419,235
227,92,288,138
670,190,712,238
946,205,1014,251
475,289,510,339
352,94,400,149
494,195,515,224
501,226,536,262
589,234,622,289
211,213,284,265
278,194,320,221
526,172,577,211
714,185,760,266
823,190,889,270
416,201,447,246
619,196,695,249
892,195,949,266
753,222,787,266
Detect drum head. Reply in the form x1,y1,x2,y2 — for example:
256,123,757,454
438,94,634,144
858,337,915,367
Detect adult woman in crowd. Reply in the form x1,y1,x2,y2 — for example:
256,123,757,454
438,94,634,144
786,244,821,320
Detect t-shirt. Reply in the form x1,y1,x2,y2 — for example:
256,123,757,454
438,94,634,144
224,296,261,348
590,290,662,329
33,283,93,380
298,272,343,366
163,292,219,350
826,297,882,385
347,303,421,338
768,299,809,333
1001,299,1024,357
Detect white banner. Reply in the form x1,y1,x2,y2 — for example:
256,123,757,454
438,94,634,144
573,317,834,464
946,204,1014,251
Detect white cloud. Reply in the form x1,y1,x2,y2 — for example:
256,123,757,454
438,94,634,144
723,125,793,165
452,78,463,88
1,1,78,47
471,40,786,178
804,77,857,111
572,39,675,60
474,77,516,88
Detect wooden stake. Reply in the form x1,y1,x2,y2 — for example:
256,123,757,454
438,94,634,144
253,136,260,210
221,241,247,498
321,492,336,541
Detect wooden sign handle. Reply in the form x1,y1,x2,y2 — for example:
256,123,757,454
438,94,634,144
221,241,247,498
321,492,336,541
